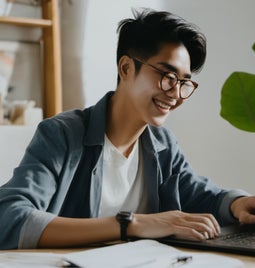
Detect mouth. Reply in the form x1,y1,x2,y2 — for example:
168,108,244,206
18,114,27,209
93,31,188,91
153,99,172,111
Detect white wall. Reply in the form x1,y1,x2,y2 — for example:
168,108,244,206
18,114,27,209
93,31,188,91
162,0,255,192
82,0,165,107
82,0,255,192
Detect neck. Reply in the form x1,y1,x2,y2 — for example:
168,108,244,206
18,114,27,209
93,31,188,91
106,91,146,157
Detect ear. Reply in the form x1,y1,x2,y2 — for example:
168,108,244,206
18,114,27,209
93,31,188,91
118,55,134,81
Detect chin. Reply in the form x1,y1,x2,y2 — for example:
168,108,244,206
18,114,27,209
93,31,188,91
148,118,166,127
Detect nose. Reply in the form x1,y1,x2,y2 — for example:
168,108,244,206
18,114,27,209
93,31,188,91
164,82,181,99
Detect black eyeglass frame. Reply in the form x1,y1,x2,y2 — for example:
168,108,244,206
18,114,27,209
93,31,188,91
131,57,198,99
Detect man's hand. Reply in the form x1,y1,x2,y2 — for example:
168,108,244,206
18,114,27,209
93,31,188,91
129,210,221,241
231,196,255,224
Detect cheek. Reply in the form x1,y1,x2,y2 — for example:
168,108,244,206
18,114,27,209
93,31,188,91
130,79,155,112
172,99,185,110
133,73,160,96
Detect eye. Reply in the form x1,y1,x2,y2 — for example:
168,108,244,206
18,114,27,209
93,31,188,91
165,73,177,85
183,80,193,86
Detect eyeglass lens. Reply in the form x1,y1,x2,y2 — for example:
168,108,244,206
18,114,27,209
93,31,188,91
161,74,195,99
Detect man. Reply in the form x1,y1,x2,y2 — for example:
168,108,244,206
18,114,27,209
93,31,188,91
0,8,254,249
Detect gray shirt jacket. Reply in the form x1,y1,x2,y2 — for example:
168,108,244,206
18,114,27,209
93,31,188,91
0,91,248,249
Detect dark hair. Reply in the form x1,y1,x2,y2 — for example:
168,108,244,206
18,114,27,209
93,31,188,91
116,8,206,83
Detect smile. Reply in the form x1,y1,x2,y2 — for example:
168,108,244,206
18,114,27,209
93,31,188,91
154,99,171,110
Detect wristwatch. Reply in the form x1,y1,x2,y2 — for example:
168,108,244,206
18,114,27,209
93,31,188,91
116,211,134,241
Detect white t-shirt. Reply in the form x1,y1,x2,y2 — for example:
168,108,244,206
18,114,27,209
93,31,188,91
98,135,147,218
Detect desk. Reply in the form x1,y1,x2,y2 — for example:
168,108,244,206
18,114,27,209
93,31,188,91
4,246,255,267
178,247,255,267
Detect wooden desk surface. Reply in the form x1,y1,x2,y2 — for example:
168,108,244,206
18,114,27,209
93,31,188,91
3,245,255,267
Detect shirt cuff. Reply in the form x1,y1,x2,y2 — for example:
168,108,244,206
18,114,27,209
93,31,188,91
219,189,251,226
18,210,56,249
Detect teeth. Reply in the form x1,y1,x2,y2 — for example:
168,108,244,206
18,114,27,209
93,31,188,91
154,99,170,109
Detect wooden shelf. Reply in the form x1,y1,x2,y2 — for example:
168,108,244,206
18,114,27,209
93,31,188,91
0,16,52,27
0,0,62,118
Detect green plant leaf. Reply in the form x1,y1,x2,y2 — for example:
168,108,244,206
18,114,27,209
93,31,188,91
220,71,255,132
252,43,255,52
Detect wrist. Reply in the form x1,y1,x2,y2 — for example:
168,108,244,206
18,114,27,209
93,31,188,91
127,213,147,238
230,196,246,219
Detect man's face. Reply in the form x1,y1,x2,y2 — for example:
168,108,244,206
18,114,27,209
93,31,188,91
126,43,193,127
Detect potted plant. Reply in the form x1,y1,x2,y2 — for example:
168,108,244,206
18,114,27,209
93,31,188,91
220,43,255,132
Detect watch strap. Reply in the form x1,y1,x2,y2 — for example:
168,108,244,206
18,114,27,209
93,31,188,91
116,211,133,241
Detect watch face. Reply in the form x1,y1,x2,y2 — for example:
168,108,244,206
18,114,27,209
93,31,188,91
116,211,133,222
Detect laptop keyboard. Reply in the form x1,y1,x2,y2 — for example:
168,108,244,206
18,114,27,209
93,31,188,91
215,232,255,247
160,224,255,255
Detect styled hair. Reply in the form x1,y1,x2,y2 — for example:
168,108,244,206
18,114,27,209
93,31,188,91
116,8,206,82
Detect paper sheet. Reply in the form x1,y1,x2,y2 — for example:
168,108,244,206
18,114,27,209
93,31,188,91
64,240,244,268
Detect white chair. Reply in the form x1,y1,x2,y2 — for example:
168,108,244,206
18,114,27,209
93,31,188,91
0,126,36,185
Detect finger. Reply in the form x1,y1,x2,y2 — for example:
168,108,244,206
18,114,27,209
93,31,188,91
198,214,221,237
182,214,220,238
239,211,255,224
204,213,221,235
202,231,209,240
189,221,216,239
173,226,207,241
172,218,216,239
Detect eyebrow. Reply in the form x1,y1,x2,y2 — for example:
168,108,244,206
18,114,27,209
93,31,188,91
157,62,192,79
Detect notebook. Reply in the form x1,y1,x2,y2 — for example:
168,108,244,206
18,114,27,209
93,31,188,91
159,223,255,256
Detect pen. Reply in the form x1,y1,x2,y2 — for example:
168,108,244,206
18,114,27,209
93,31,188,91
171,255,193,267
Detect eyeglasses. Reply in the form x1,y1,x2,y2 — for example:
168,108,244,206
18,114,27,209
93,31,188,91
131,57,198,99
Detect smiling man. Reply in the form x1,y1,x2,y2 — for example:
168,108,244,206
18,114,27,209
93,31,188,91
0,8,255,249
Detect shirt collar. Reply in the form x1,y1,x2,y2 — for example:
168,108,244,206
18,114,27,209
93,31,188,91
83,91,114,146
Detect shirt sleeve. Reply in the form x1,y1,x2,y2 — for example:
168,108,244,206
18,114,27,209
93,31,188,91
0,118,67,249
18,210,56,249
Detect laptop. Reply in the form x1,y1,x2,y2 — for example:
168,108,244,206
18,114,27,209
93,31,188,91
158,223,255,256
